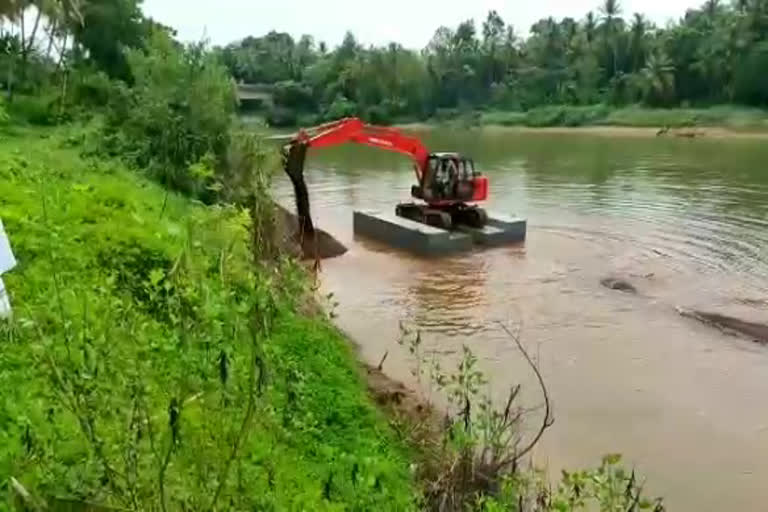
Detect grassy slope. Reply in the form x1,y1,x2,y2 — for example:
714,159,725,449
0,123,415,510
476,104,768,129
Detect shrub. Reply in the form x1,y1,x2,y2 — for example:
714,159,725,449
433,108,461,121
272,80,315,111
365,104,392,125
103,30,236,199
524,106,566,127
296,113,320,127
266,105,298,127
323,95,357,120
480,110,527,126
70,69,115,108
7,93,58,125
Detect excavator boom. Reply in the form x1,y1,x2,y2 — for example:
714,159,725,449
293,118,430,178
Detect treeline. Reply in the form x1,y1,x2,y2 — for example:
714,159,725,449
0,0,264,202
219,0,768,125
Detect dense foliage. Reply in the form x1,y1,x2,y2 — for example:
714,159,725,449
0,124,416,510
101,31,239,200
220,0,768,124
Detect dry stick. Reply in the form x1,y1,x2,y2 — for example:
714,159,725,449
157,425,175,512
377,350,389,371
37,321,127,499
10,477,46,511
207,324,261,511
45,19,57,59
38,193,126,497
40,192,72,359
625,470,646,512
24,7,42,56
498,322,554,464
123,401,142,512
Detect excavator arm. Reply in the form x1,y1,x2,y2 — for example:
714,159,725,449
281,117,488,245
282,117,431,240
292,117,430,177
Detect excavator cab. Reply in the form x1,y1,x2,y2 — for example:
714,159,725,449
412,153,488,204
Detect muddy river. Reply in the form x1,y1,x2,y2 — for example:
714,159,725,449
274,127,768,511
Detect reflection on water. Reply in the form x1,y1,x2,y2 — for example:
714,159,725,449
273,128,768,511
403,258,490,336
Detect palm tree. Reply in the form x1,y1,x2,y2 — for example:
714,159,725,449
600,0,623,76
600,0,622,28
629,13,647,70
704,0,721,18
631,13,646,34
642,51,675,105
584,11,597,44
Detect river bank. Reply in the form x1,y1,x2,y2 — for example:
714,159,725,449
0,122,416,510
394,105,768,138
399,122,768,139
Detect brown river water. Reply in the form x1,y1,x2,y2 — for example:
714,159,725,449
273,127,768,511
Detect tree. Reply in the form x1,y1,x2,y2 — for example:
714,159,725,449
704,0,722,19
72,0,149,81
629,13,648,69
482,10,505,84
214,0,768,122
642,51,675,105
600,0,623,77
584,11,597,44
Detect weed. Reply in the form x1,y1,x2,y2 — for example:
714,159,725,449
395,323,661,512
1,124,416,510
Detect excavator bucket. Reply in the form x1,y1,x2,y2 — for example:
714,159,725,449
281,141,347,260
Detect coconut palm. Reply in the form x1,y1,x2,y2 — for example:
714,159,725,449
600,0,622,29
600,0,623,76
642,51,675,105
584,11,597,44
629,13,648,69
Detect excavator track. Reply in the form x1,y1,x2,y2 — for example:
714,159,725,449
396,203,487,230
451,204,488,228
395,203,452,229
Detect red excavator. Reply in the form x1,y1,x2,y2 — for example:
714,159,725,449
281,117,489,241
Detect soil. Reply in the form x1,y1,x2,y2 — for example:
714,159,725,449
363,361,434,423
273,203,348,260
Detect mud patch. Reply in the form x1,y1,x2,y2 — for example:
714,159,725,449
364,362,433,423
600,277,638,294
677,307,768,345
274,203,347,260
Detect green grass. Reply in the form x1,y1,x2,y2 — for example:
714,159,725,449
0,123,415,510
477,104,768,129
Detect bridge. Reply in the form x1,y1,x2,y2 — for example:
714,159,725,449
236,83,274,108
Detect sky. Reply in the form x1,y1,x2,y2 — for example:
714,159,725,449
142,0,701,49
